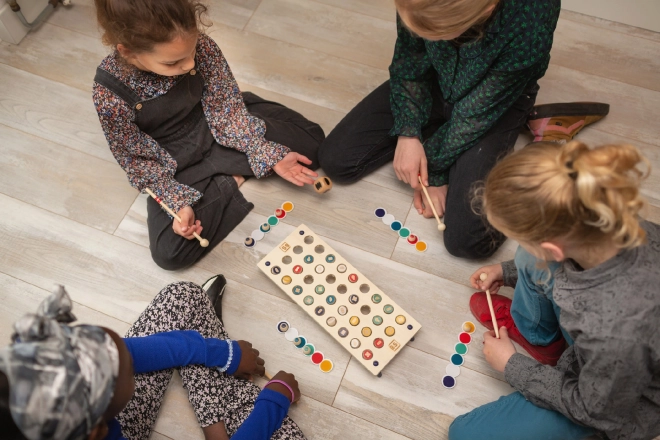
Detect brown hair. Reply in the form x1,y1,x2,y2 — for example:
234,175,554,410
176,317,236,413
94,0,209,53
395,0,499,40
482,141,650,250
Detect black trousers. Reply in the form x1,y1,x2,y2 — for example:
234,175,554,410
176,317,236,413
318,80,538,259
149,92,325,270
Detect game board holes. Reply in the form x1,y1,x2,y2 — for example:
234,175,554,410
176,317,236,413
325,254,336,263
315,306,325,316
359,284,370,293
338,327,348,338
326,317,337,327
337,264,347,273
304,275,314,284
348,274,358,283
314,245,325,254
315,265,325,274
348,294,359,304
337,284,347,294
293,265,303,274
292,285,303,295
395,315,406,325
281,276,292,285
349,316,360,326
373,338,384,349
326,274,336,284
371,294,382,304
315,285,325,295
372,315,383,326
337,305,348,316
304,236,314,244
326,295,336,305
361,327,372,337
304,255,314,264
360,305,371,315
303,296,314,305
271,266,281,275
384,326,395,337
293,246,303,254
282,256,292,264
383,304,394,314
350,338,361,348
362,350,373,360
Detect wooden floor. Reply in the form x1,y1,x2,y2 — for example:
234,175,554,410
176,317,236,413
1,1,659,439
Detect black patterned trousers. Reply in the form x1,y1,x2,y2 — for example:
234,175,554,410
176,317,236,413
116,281,306,440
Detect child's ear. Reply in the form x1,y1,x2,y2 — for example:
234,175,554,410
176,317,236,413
540,242,565,261
116,44,132,59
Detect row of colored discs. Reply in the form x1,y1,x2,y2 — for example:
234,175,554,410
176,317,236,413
277,320,334,373
245,201,294,247
442,321,476,389
374,207,427,252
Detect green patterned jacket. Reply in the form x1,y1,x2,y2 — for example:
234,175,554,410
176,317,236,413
389,0,560,186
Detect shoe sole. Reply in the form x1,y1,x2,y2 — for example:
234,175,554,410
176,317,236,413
529,102,610,119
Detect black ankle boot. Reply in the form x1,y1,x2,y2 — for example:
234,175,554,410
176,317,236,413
202,274,227,322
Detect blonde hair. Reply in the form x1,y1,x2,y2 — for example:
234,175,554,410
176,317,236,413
482,141,650,250
395,0,498,40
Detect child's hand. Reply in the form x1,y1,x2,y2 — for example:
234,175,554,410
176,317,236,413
233,340,266,380
393,136,427,189
273,152,318,186
266,370,301,403
413,184,448,217
470,264,504,294
483,327,517,373
174,206,203,240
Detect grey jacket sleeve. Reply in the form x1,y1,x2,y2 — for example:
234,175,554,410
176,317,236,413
504,336,653,434
501,260,518,287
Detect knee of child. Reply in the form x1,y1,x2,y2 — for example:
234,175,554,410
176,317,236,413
448,414,476,440
317,148,359,184
444,233,498,260
151,247,193,271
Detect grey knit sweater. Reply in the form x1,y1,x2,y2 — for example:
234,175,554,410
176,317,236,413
501,221,660,440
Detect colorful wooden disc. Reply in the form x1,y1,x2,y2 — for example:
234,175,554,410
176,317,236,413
415,241,428,252
390,221,402,231
371,294,382,304
244,237,256,247
319,359,334,373
302,344,315,356
361,327,372,337
445,364,461,377
267,216,279,226
348,273,358,283
406,234,418,245
442,375,456,389
277,321,290,333
294,336,307,348
384,326,395,336
315,265,325,274
275,208,286,219
373,338,384,348
455,343,469,355
458,332,472,344
462,321,476,334
326,316,337,327
281,275,292,285
293,265,303,274
326,295,336,305
362,349,373,360
383,304,394,314
338,327,348,338
374,207,386,218
372,315,383,326
350,338,361,348
260,223,271,233
398,227,411,238
450,353,464,366
303,295,314,305
381,214,395,226
281,201,294,212
251,229,265,241
311,352,324,365
292,285,303,295
395,315,406,325
349,316,360,326
325,254,336,263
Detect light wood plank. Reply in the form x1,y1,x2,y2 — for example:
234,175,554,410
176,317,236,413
0,124,137,233
559,9,660,44
209,25,389,113
551,17,660,92
314,0,397,22
246,0,396,70
537,64,660,148
333,349,514,439
362,162,413,195
0,64,112,162
0,273,131,344
152,373,204,440
0,193,214,324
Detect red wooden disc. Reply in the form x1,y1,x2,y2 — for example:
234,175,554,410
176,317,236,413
459,332,472,344
275,209,286,219
311,352,324,364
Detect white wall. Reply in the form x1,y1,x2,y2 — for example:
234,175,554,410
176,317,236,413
562,0,660,33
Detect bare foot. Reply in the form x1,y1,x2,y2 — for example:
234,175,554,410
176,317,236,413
233,175,246,188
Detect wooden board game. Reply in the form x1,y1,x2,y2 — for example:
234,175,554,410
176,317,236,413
258,224,422,375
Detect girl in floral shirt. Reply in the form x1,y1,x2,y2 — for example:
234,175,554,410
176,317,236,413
92,0,324,270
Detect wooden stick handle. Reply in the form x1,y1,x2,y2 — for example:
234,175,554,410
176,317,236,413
144,188,209,247
417,175,445,231
479,272,499,338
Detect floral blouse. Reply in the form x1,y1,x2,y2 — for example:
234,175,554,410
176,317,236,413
389,0,561,186
93,34,289,213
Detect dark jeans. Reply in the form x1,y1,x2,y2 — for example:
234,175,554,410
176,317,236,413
318,80,538,259
149,92,325,270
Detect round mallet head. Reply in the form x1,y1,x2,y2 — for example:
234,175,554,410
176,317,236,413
480,273,487,281
199,238,209,247
437,223,446,232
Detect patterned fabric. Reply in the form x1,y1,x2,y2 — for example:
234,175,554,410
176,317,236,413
92,34,290,214
0,286,119,440
117,282,305,440
389,0,560,186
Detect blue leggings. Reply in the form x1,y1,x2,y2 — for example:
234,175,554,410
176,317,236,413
449,247,596,440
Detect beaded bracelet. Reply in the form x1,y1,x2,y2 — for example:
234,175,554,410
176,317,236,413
265,379,295,404
217,339,234,373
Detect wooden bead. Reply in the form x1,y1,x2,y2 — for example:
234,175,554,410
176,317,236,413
313,176,333,194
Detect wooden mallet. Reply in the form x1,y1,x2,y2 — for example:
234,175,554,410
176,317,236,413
144,188,209,247
480,272,499,338
417,175,446,231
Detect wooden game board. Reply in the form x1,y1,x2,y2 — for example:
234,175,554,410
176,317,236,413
258,224,422,375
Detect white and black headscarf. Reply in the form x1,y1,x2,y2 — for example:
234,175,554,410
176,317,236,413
0,285,119,440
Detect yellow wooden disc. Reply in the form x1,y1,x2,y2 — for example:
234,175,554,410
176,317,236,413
319,359,334,372
361,327,372,337
281,275,292,285
282,201,294,212
349,316,360,326
395,315,406,325
462,321,476,333
384,326,395,337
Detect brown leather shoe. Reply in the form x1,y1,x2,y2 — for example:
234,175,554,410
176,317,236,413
527,102,610,143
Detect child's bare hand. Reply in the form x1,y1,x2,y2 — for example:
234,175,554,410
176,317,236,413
483,327,517,373
470,264,504,294
413,184,448,217
393,136,427,189
266,370,301,403
273,152,318,186
173,206,203,239
233,340,266,380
